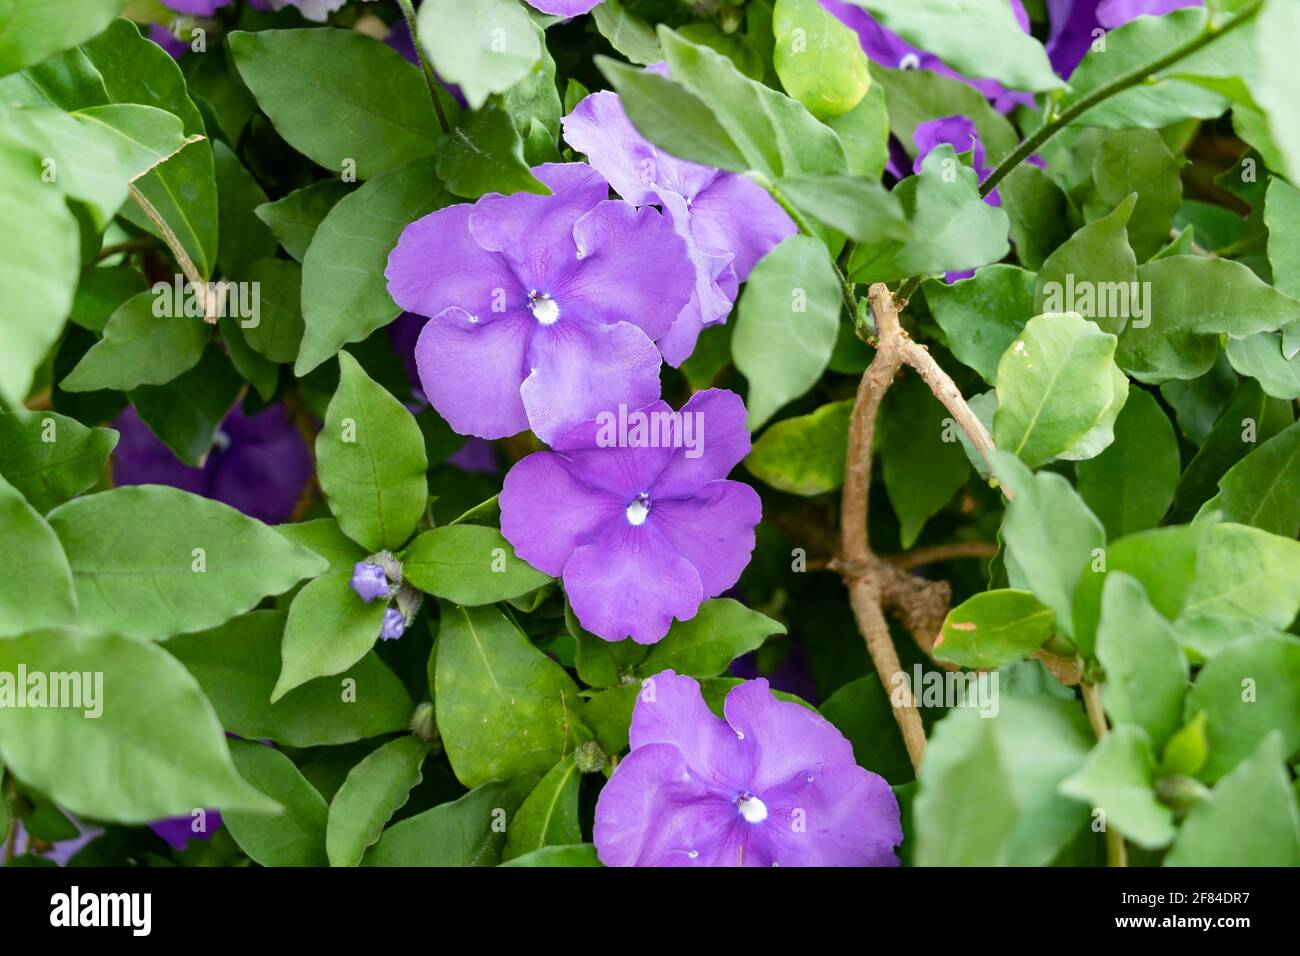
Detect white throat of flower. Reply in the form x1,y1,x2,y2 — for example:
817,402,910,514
737,793,768,824
625,494,651,526
529,292,559,325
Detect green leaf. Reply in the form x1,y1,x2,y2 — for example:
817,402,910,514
1095,573,1188,752
1087,130,1182,262
254,179,351,263
744,399,851,495
437,99,548,199
873,64,1018,167
1199,419,1300,537
127,344,243,466
818,674,912,783
1121,256,1300,383
825,80,889,179
223,739,328,868
364,776,534,866
272,569,389,702
417,0,541,111
1058,725,1176,850
1161,712,1209,777
68,264,144,334
591,0,659,66
0,134,80,408
1182,522,1300,632
777,174,907,245
1187,631,1300,782
595,57,747,174
239,257,305,366
273,518,366,574
0,629,277,823
1264,177,1300,300
1225,331,1300,400
317,351,428,552
989,449,1106,642
934,589,1053,669
1076,387,1180,539
993,312,1128,469
220,317,278,402
499,843,601,867
1000,164,1070,271
165,609,414,748
503,754,581,861
0,0,125,78
46,484,328,641
1033,194,1138,337
848,145,1010,283
656,26,848,180
915,695,1092,866
0,406,117,513
845,0,1060,93
62,290,210,392
297,157,447,375
772,0,871,119
326,736,428,867
435,603,589,788
880,372,971,546
732,235,843,430
402,524,551,606
213,139,275,279
637,599,784,679
1250,0,1300,188
0,473,76,636
926,265,1034,385
230,28,440,180
1164,732,1300,866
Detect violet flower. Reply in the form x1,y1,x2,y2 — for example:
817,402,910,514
350,561,391,603
562,90,795,366
730,642,819,706
594,671,902,866
11,818,102,866
149,810,223,851
159,0,231,13
500,389,761,644
820,0,1037,113
526,0,601,16
1046,0,1203,77
386,163,694,444
913,115,999,204
380,607,406,640
111,403,312,526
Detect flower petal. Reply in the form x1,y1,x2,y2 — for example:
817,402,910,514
563,522,703,643
414,307,532,439
560,91,659,205
723,678,856,791
684,173,796,281
520,319,662,446
500,451,621,576
649,480,761,599
629,670,749,783
757,764,902,866
650,388,753,497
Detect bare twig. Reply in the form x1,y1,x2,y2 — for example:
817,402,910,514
886,540,998,570
127,183,218,324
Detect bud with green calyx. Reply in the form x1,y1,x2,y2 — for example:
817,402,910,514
409,701,439,744
574,740,607,774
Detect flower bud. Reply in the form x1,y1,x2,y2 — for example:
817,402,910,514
409,701,438,743
349,561,390,603
380,607,406,641
574,740,607,774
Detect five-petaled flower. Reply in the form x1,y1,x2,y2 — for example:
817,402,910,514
386,163,695,444
500,389,761,644
594,670,902,866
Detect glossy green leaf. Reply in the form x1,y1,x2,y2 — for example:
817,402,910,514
591,0,659,66
772,0,871,119
437,98,547,199
402,524,551,606
61,290,210,392
0,473,76,636
499,843,601,867
272,569,389,702
0,406,117,513
1225,331,1300,400
934,589,1053,669
637,599,785,679
223,739,328,868
363,777,533,866
326,736,428,867
926,265,1034,385
744,399,851,495
502,755,581,861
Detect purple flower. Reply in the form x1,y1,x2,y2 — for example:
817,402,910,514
730,642,819,705
447,437,499,474
913,115,999,204
147,24,191,59
526,0,601,16
160,0,231,13
149,810,223,851
11,818,102,866
820,0,1036,113
386,163,694,444
594,671,902,866
350,561,391,603
500,389,761,644
111,403,312,525
1047,0,1203,77
562,90,795,366
380,607,406,640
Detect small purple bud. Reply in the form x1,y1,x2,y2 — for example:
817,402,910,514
350,561,390,603
380,607,406,641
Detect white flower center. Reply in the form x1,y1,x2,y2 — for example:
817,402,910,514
529,292,559,325
737,793,768,824
625,495,650,526
899,52,921,71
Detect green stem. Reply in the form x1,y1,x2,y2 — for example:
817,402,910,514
397,0,451,135
892,0,1264,305
1082,681,1129,867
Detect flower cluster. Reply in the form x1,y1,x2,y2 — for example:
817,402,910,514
349,552,417,641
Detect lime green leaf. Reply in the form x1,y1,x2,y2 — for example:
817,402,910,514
1183,522,1300,632
402,524,551,606
0,406,117,513
0,474,76,637
1225,331,1300,400
934,589,1053,669
1059,725,1175,850
499,843,602,866
744,399,851,495
591,0,659,66
0,0,126,78
417,0,541,111
773,0,871,119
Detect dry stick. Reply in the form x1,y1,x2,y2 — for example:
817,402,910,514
1082,681,1129,867
127,183,218,324
886,540,998,571
839,284,926,770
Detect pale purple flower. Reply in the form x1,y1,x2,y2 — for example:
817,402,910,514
1047,0,1203,77
111,403,312,525
731,642,819,705
500,389,761,644
820,0,1037,113
149,811,223,851
11,818,102,866
350,561,391,603
160,0,231,13
148,24,191,59
386,163,694,444
447,437,499,474
562,90,795,366
380,607,406,640
913,115,999,204
594,670,902,866
527,0,601,15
